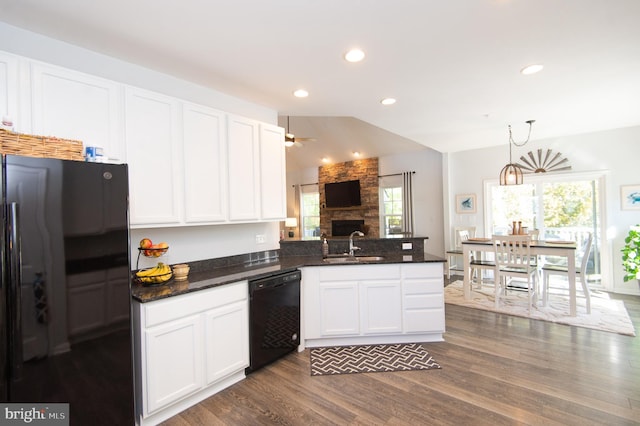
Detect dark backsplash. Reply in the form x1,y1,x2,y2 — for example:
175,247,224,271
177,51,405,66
279,237,427,257
154,237,427,276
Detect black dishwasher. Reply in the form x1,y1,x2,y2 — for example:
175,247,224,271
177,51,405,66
246,269,301,373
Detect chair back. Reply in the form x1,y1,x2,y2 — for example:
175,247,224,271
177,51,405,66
454,226,476,249
579,232,593,275
492,234,534,272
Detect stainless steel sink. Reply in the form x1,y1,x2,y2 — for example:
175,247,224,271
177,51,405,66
323,256,358,264
323,255,385,263
354,256,385,262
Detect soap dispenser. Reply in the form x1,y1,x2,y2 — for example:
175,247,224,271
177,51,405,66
322,238,329,258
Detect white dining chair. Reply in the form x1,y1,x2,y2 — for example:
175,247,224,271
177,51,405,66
492,234,538,313
446,226,475,279
469,238,496,289
542,232,593,314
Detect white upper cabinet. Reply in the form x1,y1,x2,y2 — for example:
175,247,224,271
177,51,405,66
30,63,124,161
1,50,287,228
125,87,182,226
182,103,227,223
0,51,18,126
227,114,260,221
259,123,287,221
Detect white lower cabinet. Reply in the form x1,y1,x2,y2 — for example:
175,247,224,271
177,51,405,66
319,281,359,336
402,263,446,333
133,281,249,425
144,314,204,414
302,263,444,347
360,280,403,335
204,300,249,385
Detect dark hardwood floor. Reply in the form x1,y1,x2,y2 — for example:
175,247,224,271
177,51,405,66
162,280,640,425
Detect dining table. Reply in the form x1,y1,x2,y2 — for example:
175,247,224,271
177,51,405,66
461,238,579,316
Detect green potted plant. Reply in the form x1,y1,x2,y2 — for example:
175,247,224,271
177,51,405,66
621,225,640,283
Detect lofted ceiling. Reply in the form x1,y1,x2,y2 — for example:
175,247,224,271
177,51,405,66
1,0,640,170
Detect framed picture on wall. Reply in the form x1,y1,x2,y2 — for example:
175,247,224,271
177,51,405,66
621,185,640,210
455,194,476,214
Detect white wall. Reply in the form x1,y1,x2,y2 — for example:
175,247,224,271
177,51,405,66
0,23,275,124
446,125,640,295
0,22,282,263
286,148,445,256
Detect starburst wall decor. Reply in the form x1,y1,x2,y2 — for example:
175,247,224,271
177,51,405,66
516,149,571,174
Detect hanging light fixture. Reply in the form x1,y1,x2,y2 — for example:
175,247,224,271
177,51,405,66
499,120,535,185
284,116,295,147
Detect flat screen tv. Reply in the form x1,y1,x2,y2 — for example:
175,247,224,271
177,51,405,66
325,180,361,208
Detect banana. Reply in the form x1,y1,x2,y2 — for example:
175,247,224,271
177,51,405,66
136,265,159,277
136,262,172,284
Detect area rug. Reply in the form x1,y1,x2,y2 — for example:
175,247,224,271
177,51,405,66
445,280,636,336
309,343,441,376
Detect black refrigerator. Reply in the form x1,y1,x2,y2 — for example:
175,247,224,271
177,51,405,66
0,155,135,425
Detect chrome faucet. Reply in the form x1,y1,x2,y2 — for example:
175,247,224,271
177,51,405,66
349,231,365,256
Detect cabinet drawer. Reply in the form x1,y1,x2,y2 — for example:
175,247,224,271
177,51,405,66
403,293,443,309
318,264,400,281
403,279,443,295
401,263,443,279
403,309,445,333
144,281,247,327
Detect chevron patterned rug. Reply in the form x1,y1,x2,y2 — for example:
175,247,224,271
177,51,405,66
309,343,441,376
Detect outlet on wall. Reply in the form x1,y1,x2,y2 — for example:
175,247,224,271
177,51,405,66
402,242,413,250
255,234,266,244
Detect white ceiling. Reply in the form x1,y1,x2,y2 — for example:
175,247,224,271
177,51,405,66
2,0,640,169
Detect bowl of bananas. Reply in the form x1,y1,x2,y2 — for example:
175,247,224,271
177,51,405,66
134,262,173,286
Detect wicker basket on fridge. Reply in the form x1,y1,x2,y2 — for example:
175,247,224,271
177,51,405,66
0,128,85,161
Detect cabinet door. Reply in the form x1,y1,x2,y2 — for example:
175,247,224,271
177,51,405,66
0,51,18,126
204,300,249,385
360,281,402,334
183,103,227,223
319,282,359,336
259,123,286,220
31,63,123,160
227,114,259,221
144,315,203,415
125,87,182,226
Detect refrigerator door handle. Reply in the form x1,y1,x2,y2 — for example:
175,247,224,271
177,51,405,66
8,202,23,381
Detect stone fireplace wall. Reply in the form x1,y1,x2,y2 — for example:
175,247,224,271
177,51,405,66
319,157,379,238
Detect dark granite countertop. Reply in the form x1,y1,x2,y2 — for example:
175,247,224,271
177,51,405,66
132,251,445,303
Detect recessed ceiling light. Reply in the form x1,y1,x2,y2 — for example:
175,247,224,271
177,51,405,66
344,48,365,63
321,157,330,163
380,98,396,106
520,64,544,75
353,151,361,157
293,89,309,98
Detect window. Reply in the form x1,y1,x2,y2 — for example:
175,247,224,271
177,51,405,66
300,185,320,237
381,186,403,238
486,172,604,286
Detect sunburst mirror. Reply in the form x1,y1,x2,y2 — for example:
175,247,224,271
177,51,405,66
516,149,571,174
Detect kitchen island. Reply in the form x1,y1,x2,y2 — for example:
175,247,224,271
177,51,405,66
131,239,445,425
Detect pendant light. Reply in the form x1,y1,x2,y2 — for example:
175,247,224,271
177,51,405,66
284,116,295,147
499,120,535,186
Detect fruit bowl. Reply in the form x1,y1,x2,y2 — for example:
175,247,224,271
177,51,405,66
138,246,169,258
134,262,173,286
